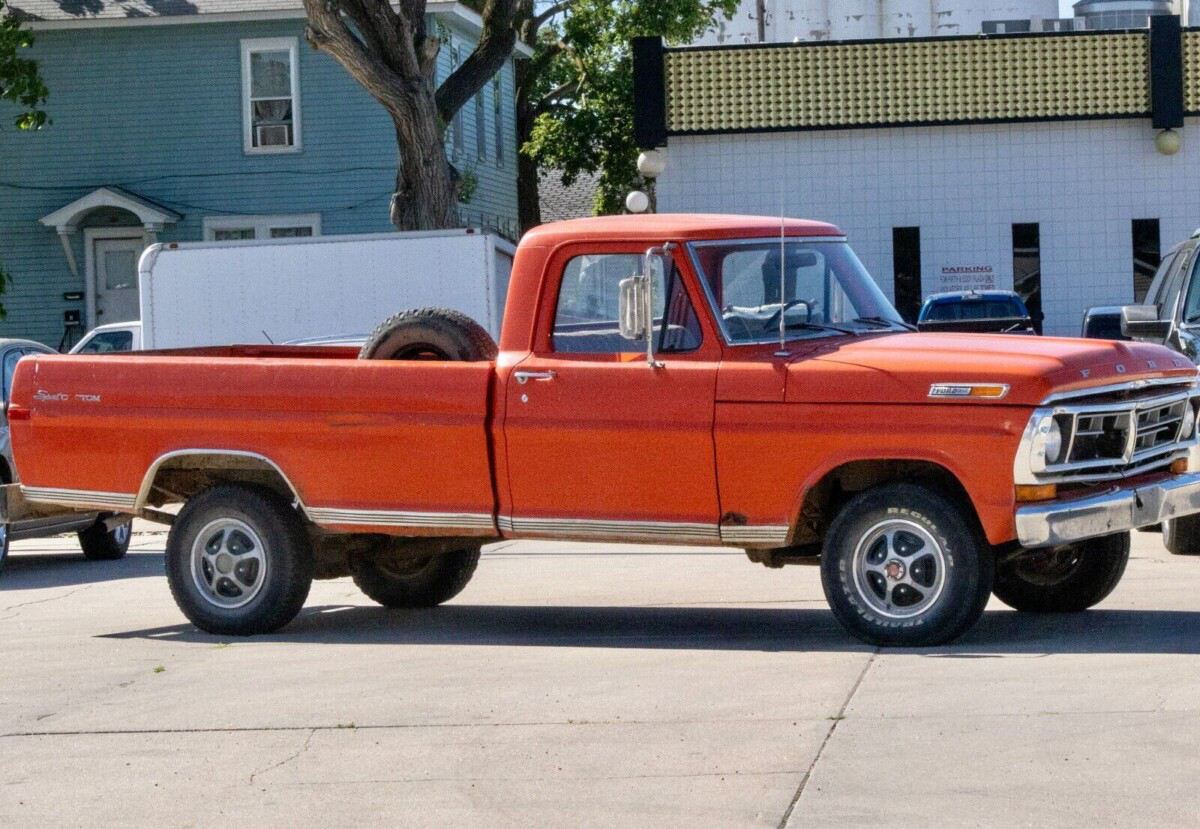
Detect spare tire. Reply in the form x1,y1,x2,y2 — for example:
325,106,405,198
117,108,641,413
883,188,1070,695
359,307,497,361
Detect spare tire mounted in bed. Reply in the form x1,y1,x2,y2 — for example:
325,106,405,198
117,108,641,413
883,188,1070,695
359,307,498,361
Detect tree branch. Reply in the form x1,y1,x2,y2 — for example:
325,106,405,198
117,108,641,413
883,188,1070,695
435,0,519,123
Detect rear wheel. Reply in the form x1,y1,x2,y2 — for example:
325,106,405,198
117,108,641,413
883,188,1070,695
352,543,481,608
992,532,1130,612
820,483,993,647
78,519,131,561
165,485,313,635
360,307,497,362
1164,514,1200,555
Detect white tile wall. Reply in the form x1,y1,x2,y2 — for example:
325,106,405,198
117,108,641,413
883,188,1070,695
657,119,1200,336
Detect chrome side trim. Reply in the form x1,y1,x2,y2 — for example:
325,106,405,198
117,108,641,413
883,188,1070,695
307,507,496,531
719,524,791,546
1015,471,1200,547
135,449,306,513
21,486,135,511
502,516,722,543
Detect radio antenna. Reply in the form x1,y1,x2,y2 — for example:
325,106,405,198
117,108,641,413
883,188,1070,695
776,198,788,357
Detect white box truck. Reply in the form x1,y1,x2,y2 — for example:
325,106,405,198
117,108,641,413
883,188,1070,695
134,229,515,349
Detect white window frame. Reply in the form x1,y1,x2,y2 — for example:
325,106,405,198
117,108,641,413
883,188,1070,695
202,213,322,241
241,37,302,155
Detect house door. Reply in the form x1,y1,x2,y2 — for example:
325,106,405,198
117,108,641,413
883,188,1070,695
93,237,143,324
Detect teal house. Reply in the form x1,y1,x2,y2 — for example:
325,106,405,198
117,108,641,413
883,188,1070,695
0,0,524,347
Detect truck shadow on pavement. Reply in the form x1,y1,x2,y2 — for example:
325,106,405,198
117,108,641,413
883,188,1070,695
100,603,1200,655
0,550,163,590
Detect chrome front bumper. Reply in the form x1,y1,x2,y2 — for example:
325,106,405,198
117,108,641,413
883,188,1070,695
1015,471,1200,548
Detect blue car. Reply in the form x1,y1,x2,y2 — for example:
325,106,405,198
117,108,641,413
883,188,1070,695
916,290,1038,334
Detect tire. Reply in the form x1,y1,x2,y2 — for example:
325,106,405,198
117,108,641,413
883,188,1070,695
78,518,132,561
359,307,497,362
992,532,1130,613
165,484,314,636
1164,514,1200,555
820,483,993,647
0,523,8,576
352,544,481,608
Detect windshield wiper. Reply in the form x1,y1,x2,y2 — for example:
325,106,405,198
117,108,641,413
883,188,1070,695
783,321,857,335
852,316,916,331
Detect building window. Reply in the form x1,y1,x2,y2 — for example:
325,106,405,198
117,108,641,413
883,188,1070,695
451,47,464,157
476,92,487,161
203,214,321,241
493,76,504,166
1132,219,1161,303
1012,223,1042,334
241,38,301,153
892,227,921,323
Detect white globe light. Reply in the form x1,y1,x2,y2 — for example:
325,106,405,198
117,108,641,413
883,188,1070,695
1156,129,1181,156
637,149,667,179
626,190,650,214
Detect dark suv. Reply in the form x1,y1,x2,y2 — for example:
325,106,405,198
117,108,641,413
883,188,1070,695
916,290,1037,334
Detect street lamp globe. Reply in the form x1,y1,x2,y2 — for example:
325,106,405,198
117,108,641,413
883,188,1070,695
1156,129,1181,156
626,190,651,214
637,149,667,179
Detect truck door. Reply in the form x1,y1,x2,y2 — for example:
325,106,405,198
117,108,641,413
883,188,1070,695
501,245,723,543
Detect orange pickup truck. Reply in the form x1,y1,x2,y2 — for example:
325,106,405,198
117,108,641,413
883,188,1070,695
7,214,1200,646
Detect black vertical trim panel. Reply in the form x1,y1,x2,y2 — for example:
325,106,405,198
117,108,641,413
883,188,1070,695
633,37,667,149
1150,15,1184,130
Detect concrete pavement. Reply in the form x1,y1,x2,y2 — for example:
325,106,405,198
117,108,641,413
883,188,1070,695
2,527,1200,827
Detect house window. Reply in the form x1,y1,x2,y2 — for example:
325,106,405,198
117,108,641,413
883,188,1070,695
1132,219,1161,303
476,92,487,161
493,75,504,166
451,47,464,157
892,227,921,323
242,38,301,153
1012,223,1042,334
203,214,321,241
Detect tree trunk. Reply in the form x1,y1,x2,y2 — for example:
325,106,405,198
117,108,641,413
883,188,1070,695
515,49,541,233
388,110,458,230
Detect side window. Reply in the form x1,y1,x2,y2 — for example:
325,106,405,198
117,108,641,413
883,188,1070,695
77,331,134,354
1158,246,1195,320
1180,253,1200,326
3,350,23,401
552,253,702,355
1145,249,1179,306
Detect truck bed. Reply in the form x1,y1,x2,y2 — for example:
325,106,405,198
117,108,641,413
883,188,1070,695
9,347,498,536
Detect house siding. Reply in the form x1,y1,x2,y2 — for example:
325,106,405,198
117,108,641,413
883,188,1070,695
0,17,519,347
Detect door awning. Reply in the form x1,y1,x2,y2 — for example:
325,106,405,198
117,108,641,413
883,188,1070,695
40,186,181,233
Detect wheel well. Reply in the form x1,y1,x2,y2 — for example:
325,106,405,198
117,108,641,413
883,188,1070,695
0,458,11,485
792,460,975,546
137,452,302,512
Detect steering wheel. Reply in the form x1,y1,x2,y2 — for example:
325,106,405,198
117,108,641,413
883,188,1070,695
766,299,815,330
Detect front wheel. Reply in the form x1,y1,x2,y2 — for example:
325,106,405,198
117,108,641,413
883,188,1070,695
820,483,993,647
165,485,313,636
78,519,132,561
992,532,1129,613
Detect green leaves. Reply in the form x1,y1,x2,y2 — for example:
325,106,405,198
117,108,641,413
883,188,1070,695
1,0,49,130
521,0,735,216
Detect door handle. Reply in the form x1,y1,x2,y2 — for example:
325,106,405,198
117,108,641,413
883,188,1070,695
514,370,557,385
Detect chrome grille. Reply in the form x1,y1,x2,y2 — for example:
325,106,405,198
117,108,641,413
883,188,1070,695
1016,378,1200,485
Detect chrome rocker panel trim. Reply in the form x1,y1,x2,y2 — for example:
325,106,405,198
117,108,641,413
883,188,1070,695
306,506,496,532
1015,471,1200,548
498,515,789,547
21,486,136,511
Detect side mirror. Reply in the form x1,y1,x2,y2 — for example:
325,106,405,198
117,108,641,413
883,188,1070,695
1120,304,1171,340
618,275,648,341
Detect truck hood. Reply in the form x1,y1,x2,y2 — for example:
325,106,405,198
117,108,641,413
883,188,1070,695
786,332,1197,405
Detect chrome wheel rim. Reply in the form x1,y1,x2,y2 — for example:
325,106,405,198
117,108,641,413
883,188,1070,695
113,523,130,546
190,518,268,609
852,519,948,620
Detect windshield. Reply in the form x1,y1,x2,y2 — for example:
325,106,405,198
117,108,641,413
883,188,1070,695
687,239,904,343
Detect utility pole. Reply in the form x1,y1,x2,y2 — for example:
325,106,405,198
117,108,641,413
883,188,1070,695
756,0,767,42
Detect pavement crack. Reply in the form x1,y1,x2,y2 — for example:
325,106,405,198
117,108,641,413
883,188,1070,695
248,728,315,785
777,648,878,829
1,585,93,617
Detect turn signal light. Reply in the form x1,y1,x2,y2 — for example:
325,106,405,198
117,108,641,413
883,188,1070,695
1171,458,1190,474
1015,484,1057,502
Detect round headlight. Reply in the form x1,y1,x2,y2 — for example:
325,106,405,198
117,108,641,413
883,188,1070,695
1042,418,1064,465
1183,404,1197,441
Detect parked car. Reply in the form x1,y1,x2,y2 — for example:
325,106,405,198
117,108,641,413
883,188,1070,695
6,215,1200,648
916,290,1037,334
0,339,131,573
1080,306,1128,341
70,321,141,354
